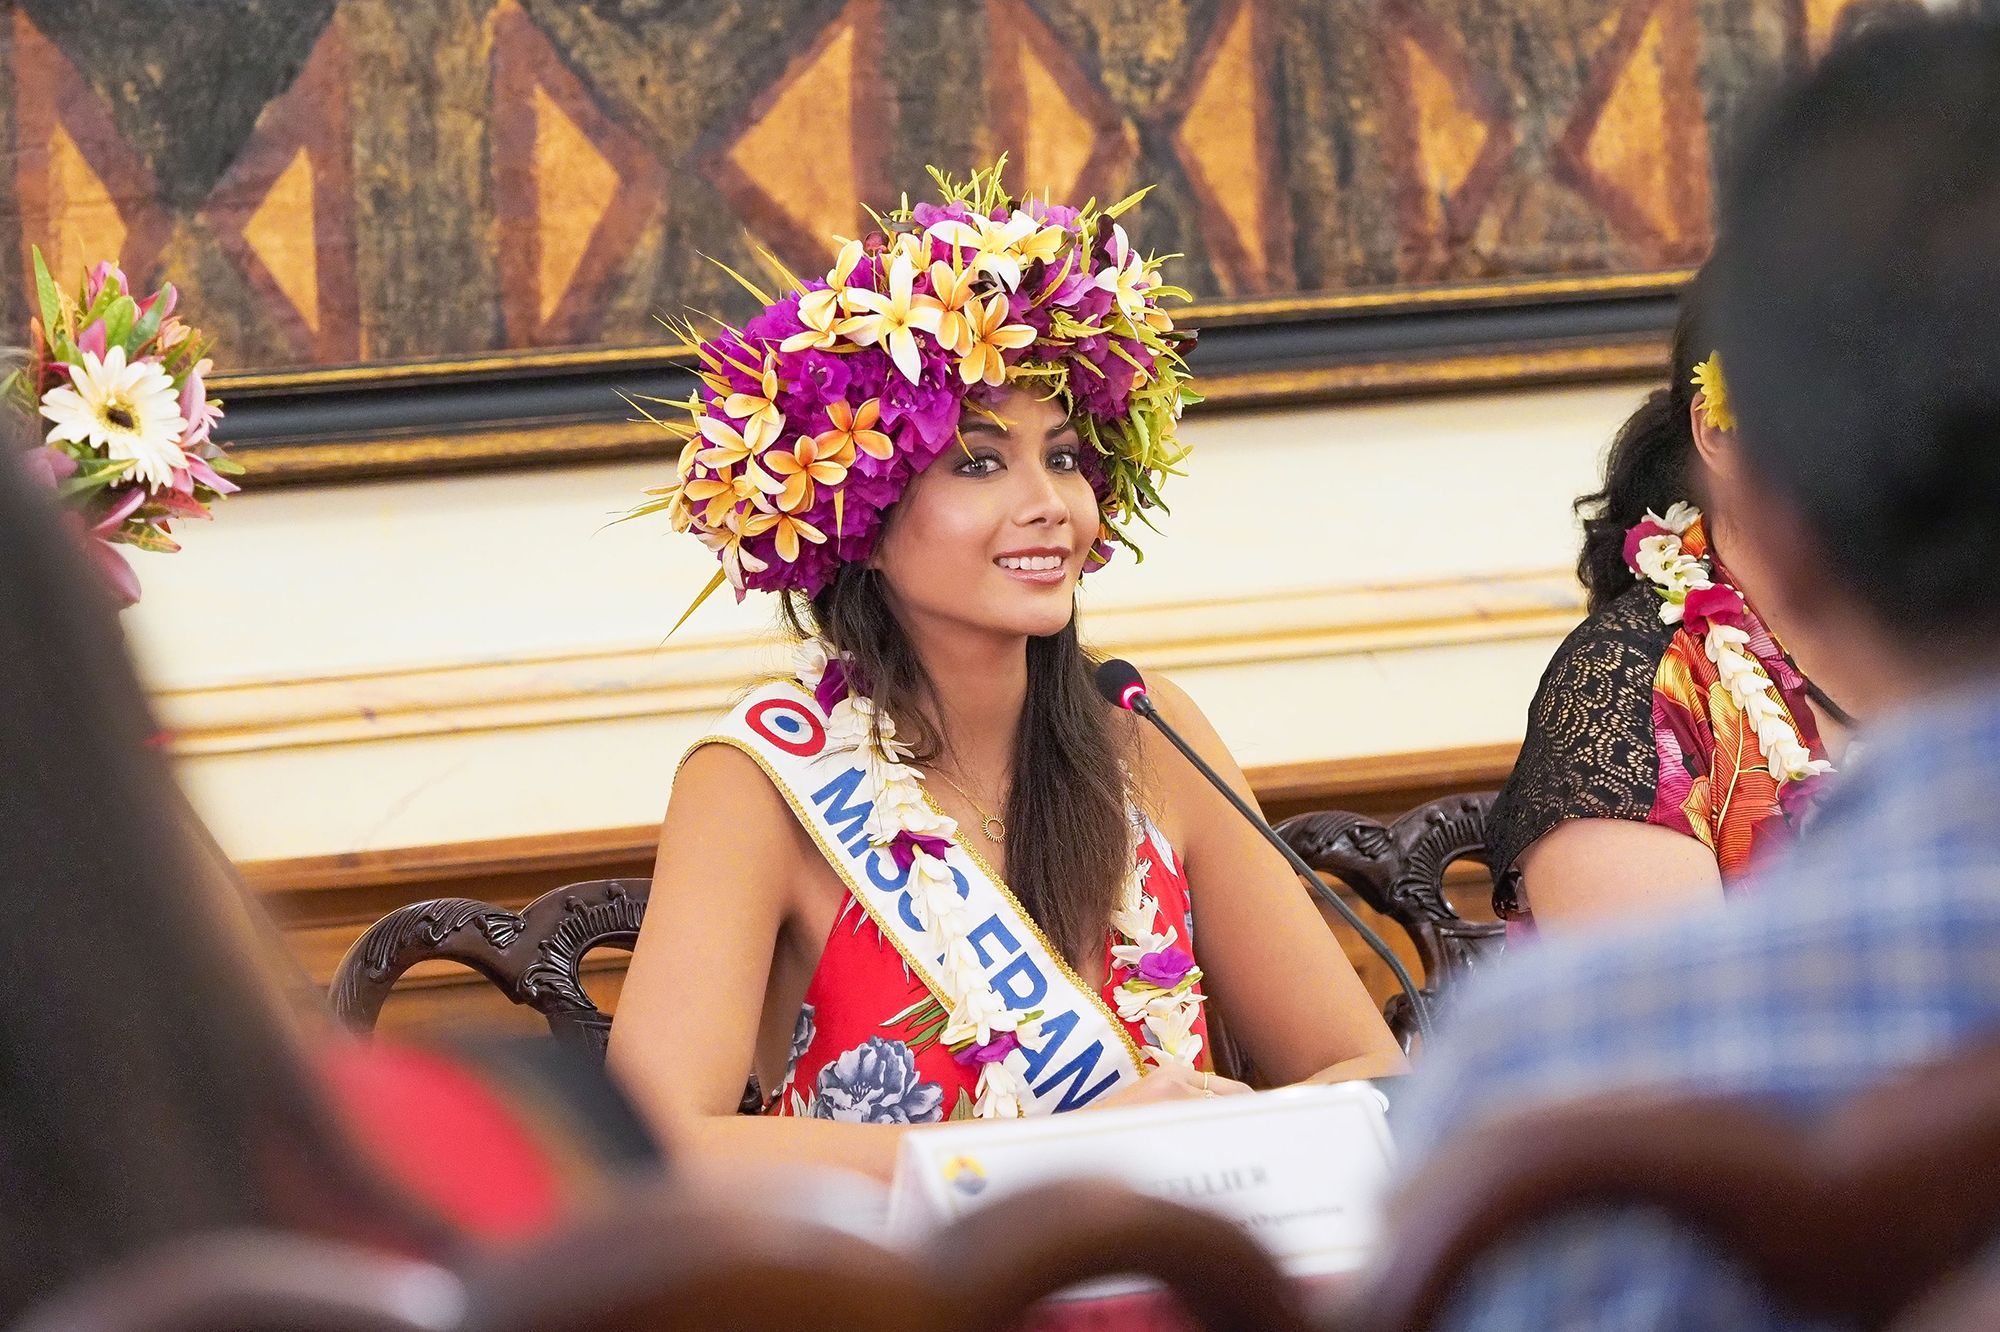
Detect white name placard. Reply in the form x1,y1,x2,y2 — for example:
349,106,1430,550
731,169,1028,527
886,1082,1396,1278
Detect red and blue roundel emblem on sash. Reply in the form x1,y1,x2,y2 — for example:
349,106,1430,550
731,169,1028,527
745,697,826,757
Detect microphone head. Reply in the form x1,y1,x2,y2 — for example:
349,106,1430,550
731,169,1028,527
1094,658,1149,712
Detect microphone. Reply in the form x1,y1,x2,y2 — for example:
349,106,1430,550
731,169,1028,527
1093,658,1433,1042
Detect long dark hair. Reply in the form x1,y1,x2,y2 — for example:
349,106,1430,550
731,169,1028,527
1574,275,1713,612
0,427,438,1320
783,565,1133,967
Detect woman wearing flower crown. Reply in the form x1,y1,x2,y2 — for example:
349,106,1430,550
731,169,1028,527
606,164,1403,1175
1488,272,1856,934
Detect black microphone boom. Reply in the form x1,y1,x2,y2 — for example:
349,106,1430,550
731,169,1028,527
1092,658,1433,1043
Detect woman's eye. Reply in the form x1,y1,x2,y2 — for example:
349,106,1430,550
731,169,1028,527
1048,447,1081,472
954,450,1001,477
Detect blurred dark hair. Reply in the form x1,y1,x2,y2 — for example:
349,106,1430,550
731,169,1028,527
0,420,438,1320
783,566,1132,967
1574,274,1713,612
1710,12,2000,651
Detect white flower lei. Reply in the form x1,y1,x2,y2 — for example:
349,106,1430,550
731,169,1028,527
793,639,1205,1119
1630,503,1833,788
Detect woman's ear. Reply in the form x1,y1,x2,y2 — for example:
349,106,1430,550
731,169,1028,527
1690,394,1738,483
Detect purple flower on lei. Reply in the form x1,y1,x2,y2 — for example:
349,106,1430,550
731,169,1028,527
1136,947,1197,988
952,1031,1021,1067
813,658,850,714
807,1036,946,1125
890,829,955,872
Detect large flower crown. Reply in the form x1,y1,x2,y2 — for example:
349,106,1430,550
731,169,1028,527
632,160,1198,618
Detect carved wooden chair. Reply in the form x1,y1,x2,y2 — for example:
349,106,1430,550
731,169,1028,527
1328,1037,2000,1332
330,878,647,1060
1276,793,1504,1048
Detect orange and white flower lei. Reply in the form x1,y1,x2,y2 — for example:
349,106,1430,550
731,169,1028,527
794,639,1204,1117
1628,502,1832,788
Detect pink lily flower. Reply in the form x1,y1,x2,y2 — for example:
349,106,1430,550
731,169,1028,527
84,260,128,305
76,320,107,360
180,358,224,450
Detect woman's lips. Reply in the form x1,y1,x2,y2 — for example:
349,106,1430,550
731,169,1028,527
995,550,1070,586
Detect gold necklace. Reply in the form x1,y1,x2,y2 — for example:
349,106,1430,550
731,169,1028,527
931,769,1007,844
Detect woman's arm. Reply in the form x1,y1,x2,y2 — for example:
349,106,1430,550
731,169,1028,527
1139,675,1407,1084
606,743,928,1181
1513,818,1722,935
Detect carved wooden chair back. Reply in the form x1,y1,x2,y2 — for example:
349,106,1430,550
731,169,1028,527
329,879,647,1059
1332,1037,2000,1332
1276,793,1504,1047
11,1232,466,1332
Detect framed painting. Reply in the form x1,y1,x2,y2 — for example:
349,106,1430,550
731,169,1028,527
0,0,1884,483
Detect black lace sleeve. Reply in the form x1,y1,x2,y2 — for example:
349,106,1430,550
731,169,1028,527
1490,584,1676,916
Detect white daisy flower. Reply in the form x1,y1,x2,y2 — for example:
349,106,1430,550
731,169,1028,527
38,347,187,491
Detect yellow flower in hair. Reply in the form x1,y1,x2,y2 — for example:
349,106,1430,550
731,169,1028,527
722,354,788,437
958,293,1037,387
1692,354,1734,431
765,433,855,513
744,497,827,562
815,397,895,461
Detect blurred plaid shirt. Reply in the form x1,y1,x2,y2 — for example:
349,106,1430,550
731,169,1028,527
1394,677,2000,1331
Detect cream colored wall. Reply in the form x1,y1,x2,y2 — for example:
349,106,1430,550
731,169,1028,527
126,381,1647,863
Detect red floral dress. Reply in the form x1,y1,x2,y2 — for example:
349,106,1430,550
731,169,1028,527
768,820,1208,1121
1491,516,1832,923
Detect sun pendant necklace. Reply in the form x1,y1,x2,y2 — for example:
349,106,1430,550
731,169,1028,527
933,769,1007,844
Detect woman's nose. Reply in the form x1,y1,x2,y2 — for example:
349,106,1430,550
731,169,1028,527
1015,463,1070,527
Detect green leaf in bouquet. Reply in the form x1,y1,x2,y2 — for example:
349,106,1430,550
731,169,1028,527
129,284,172,350
101,295,138,351
58,457,136,498
119,522,181,554
31,247,63,340
207,453,246,476
947,1089,977,1121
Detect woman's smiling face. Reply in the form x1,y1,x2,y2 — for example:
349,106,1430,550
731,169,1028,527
870,387,1099,643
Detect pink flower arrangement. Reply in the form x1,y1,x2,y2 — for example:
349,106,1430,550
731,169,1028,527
5,249,238,605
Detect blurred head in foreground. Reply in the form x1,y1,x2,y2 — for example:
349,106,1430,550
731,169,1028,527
0,414,431,1320
1708,12,2000,712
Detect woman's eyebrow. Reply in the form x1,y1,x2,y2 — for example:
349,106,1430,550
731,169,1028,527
961,417,1006,435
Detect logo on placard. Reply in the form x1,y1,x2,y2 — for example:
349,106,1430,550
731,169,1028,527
943,1155,987,1197
745,697,826,757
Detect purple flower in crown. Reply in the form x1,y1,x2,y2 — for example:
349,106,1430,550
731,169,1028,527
1024,198,1081,229
1136,947,1197,988
778,347,853,411
744,290,807,344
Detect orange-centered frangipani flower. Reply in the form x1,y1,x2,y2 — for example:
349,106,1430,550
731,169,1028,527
765,434,855,513
721,355,787,438
694,412,775,468
744,497,827,563
814,397,895,461
925,259,980,356
958,294,1037,387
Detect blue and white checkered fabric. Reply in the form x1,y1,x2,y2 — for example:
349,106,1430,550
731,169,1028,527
1393,677,2000,1331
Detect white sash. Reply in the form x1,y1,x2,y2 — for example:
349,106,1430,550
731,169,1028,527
693,679,1145,1114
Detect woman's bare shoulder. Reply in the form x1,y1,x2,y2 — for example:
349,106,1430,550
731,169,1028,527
661,740,812,869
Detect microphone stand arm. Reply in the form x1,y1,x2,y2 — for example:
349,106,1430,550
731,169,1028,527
1130,696,1434,1043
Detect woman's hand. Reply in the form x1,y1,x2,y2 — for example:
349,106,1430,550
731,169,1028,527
1091,1063,1254,1109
